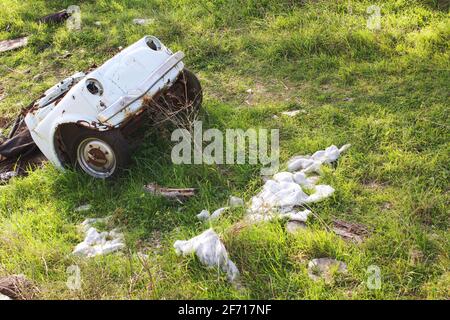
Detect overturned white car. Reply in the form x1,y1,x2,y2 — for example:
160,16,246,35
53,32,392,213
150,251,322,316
1,36,202,178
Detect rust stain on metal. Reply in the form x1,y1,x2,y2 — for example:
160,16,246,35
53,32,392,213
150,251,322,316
76,120,92,128
86,148,108,167
75,119,112,131
54,96,64,106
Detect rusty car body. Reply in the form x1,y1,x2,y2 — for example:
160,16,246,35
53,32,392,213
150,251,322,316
19,35,201,178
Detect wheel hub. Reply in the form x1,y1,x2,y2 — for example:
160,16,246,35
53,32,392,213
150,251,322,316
77,138,116,178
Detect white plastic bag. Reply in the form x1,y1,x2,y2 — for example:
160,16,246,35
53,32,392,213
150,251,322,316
174,229,239,282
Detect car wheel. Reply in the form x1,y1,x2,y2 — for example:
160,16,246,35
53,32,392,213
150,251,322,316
70,128,130,179
180,68,203,111
146,68,203,125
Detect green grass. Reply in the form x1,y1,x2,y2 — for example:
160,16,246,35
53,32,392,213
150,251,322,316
0,0,449,299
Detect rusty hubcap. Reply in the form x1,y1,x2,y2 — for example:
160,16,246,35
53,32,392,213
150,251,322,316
77,138,116,178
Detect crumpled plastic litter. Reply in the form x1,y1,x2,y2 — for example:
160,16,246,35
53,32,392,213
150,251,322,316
305,185,335,203
174,229,239,283
247,209,311,223
292,172,320,188
287,144,351,173
132,18,154,25
281,110,304,117
0,171,17,185
280,209,311,222
196,196,244,222
196,209,210,221
274,171,320,188
246,145,349,221
248,178,327,214
197,207,229,221
253,180,309,209
74,204,92,212
210,207,228,220
72,218,125,258
183,144,349,284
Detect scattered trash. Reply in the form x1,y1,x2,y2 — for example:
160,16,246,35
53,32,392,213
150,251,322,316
72,217,125,258
38,10,70,24
210,207,228,220
246,89,253,94
332,219,369,244
133,18,154,26
74,204,92,212
287,144,351,172
196,207,229,221
0,37,28,53
307,258,347,283
229,196,244,208
0,171,17,185
247,208,311,223
94,21,102,26
305,185,335,203
281,110,304,117
144,183,196,202
196,209,210,221
292,172,319,188
73,227,125,257
250,180,309,212
174,228,239,283
247,178,333,217
343,97,354,102
245,145,349,224
273,171,294,183
0,274,38,300
281,209,311,222
273,171,320,188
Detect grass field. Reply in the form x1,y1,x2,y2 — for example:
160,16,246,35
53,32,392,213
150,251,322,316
0,0,448,299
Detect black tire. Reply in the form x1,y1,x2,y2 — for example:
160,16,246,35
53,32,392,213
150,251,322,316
146,68,203,127
162,68,203,113
68,128,130,179
180,68,203,111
